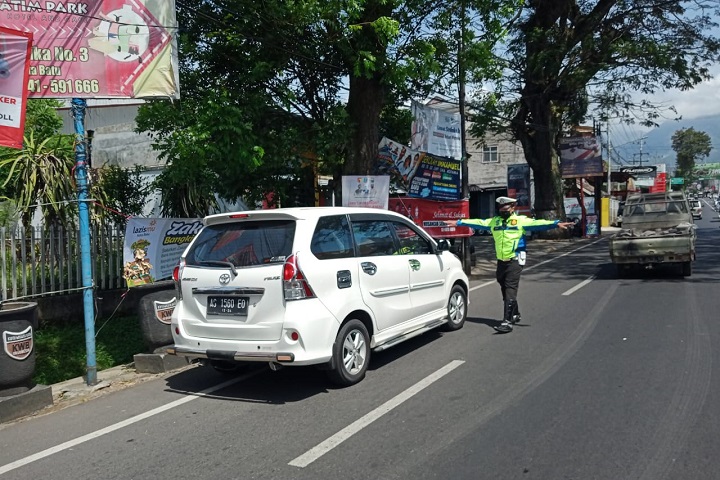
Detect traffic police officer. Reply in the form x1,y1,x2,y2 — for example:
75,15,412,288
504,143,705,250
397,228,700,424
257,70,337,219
452,196,573,333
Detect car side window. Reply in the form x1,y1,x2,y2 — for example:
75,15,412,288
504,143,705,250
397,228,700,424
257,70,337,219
311,215,354,260
390,222,432,255
352,220,396,257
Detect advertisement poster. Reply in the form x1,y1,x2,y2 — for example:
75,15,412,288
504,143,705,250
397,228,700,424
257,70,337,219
123,218,202,286
0,27,32,149
0,0,179,99
563,197,595,218
585,214,599,237
410,100,462,160
560,136,603,178
506,164,531,215
341,175,390,209
389,197,473,238
376,137,462,201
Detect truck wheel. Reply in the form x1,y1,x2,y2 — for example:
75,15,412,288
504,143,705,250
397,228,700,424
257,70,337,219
682,262,692,277
616,265,630,278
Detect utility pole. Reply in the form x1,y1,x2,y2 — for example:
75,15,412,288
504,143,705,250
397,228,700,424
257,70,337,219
458,0,471,275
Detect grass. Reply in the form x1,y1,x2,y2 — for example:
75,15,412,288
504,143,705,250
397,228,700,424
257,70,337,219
33,315,146,385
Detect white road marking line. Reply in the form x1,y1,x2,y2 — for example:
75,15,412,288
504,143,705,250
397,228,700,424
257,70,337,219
0,369,263,476
288,359,465,468
470,237,605,292
562,275,596,296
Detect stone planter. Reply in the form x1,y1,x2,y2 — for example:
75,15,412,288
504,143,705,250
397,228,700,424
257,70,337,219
0,301,39,397
134,281,176,351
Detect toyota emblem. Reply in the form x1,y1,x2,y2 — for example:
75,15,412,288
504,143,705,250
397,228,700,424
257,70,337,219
219,273,231,285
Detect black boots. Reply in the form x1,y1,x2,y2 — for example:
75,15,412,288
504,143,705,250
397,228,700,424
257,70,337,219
494,299,518,333
511,301,521,324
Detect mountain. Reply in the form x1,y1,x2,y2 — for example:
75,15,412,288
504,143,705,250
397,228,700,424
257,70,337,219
612,114,720,174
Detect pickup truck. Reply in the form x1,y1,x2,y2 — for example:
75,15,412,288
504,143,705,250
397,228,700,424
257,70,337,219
609,191,696,277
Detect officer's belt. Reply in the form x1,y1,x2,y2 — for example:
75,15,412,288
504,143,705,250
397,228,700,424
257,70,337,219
497,257,516,262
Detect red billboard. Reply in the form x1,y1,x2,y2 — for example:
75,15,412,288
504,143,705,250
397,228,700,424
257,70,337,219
0,0,178,99
0,27,32,149
389,197,473,238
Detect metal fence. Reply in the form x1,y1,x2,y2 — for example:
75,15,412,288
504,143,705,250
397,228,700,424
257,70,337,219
0,223,125,302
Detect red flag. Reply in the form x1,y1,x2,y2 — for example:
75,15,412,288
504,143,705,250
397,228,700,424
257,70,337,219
0,27,32,149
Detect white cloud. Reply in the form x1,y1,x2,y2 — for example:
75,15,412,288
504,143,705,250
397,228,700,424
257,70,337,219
636,66,720,121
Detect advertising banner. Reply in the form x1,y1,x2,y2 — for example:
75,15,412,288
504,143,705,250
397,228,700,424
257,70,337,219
410,101,462,160
0,27,32,149
388,197,473,238
506,164,531,215
377,137,462,201
341,175,390,209
123,218,202,287
560,136,603,178
563,197,595,218
0,0,179,99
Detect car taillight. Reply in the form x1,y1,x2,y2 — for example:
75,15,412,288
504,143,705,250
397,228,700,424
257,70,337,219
283,254,315,300
173,260,185,300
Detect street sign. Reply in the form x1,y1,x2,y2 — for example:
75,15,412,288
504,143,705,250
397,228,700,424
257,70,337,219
0,0,179,99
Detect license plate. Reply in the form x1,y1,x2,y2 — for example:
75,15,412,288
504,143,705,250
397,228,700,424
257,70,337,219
207,296,248,316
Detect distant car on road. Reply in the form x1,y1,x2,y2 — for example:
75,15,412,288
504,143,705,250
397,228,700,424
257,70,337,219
689,199,702,220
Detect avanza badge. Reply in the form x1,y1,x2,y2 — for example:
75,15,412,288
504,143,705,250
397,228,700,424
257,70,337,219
3,326,33,361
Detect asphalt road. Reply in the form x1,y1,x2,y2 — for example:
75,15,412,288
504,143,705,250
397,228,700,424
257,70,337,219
1,207,720,480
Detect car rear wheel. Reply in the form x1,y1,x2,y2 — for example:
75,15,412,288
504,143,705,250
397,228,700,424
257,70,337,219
327,319,370,387
682,261,692,277
443,285,467,331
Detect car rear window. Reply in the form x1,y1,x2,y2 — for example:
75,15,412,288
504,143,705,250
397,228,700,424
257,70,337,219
184,220,295,267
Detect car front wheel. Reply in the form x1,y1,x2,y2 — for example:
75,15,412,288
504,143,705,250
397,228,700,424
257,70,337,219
327,319,370,387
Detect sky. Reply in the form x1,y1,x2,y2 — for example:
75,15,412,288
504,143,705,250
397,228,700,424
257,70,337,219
607,64,720,169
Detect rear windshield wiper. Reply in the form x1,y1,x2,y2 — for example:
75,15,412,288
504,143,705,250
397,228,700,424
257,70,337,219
196,260,237,276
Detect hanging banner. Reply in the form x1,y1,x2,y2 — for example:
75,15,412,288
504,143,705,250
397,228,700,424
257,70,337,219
506,164,531,215
389,197,473,238
0,0,179,99
410,101,462,160
377,137,462,201
560,136,603,178
0,27,32,149
123,218,202,287
341,175,390,209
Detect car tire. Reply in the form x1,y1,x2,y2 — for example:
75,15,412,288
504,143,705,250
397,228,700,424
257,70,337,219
682,261,692,277
327,319,370,387
616,264,631,278
442,285,467,331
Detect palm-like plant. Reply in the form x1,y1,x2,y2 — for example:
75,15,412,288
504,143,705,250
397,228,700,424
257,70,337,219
0,132,75,227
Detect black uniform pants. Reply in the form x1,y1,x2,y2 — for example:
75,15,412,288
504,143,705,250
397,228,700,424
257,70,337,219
495,259,523,301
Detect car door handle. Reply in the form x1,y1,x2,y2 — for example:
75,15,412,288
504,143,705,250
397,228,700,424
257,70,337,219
361,262,377,275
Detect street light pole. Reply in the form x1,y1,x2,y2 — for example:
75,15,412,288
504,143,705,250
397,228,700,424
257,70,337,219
458,0,471,275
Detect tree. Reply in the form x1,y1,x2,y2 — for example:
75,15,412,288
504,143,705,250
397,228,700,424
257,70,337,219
136,0,513,209
0,132,75,226
671,127,711,182
470,1,720,219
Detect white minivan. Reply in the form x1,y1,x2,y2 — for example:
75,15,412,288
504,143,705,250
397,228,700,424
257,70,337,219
167,207,469,386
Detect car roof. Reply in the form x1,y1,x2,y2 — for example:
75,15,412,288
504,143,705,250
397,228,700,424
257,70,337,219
203,207,410,226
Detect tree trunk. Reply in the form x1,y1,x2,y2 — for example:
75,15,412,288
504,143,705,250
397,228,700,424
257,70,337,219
345,75,385,177
513,95,564,222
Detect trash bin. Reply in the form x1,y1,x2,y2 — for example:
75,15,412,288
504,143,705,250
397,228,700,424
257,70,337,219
132,281,176,351
0,301,39,397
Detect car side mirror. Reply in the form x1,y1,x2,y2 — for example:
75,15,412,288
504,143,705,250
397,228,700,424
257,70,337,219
436,239,450,252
